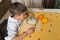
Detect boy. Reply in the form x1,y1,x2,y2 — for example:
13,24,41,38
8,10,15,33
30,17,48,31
5,2,35,40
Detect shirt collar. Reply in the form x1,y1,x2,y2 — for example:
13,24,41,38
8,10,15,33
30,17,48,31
8,16,22,24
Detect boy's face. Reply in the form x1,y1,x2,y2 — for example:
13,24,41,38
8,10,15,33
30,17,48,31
16,12,27,20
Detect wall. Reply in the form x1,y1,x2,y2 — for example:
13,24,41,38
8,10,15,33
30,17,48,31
0,0,11,20
42,0,55,8
11,0,42,7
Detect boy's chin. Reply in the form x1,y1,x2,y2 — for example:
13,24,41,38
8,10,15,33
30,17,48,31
21,18,27,20
22,18,26,20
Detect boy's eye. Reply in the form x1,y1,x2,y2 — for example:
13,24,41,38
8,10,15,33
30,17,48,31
25,12,28,16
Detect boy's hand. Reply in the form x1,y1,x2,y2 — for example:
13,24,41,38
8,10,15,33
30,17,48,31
29,12,34,17
26,27,35,35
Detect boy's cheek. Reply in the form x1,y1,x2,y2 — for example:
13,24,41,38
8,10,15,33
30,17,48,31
20,15,27,20
23,15,27,18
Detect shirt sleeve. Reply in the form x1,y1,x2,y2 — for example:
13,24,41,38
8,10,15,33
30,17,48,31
5,23,18,40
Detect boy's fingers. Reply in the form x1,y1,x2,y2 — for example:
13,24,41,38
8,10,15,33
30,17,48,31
29,27,35,30
30,27,35,32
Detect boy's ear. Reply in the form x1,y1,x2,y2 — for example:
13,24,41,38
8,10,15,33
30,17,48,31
14,15,18,18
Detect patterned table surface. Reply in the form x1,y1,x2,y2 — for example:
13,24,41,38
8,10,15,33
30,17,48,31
18,12,60,40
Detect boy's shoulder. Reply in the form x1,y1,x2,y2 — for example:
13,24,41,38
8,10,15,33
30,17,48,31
8,16,21,25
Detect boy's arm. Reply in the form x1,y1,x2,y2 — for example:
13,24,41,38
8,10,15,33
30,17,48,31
12,28,34,40
5,23,34,40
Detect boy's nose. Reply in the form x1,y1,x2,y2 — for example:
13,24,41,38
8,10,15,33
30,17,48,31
25,15,27,18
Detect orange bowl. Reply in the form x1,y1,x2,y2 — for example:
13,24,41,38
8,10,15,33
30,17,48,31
37,14,44,20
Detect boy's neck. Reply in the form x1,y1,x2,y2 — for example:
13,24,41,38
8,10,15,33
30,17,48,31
11,16,21,21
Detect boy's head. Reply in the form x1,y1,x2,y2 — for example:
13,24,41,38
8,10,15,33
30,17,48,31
10,2,27,20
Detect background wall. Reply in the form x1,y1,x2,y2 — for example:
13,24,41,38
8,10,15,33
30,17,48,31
11,0,56,8
0,0,11,20
11,0,42,8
